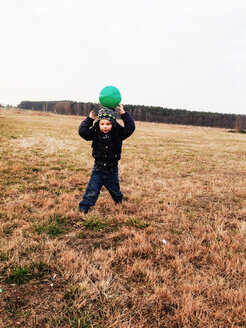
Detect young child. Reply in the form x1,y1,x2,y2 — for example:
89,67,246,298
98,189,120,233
78,104,135,214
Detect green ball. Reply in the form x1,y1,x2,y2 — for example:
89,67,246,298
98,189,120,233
99,86,122,108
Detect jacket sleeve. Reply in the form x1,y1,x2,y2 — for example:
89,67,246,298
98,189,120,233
78,117,94,141
120,112,135,140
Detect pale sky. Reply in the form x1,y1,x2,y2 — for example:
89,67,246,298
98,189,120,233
1,0,246,114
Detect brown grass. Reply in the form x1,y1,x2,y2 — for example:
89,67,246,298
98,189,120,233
0,108,246,328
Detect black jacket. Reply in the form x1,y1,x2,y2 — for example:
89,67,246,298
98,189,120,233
78,112,135,168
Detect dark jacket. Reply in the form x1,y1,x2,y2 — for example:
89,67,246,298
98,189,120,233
78,112,135,168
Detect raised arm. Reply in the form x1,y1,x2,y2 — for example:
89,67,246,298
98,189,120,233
116,104,135,140
78,110,97,140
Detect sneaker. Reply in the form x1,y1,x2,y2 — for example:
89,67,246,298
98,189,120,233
79,207,89,214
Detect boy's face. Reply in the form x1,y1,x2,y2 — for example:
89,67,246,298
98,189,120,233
99,119,113,134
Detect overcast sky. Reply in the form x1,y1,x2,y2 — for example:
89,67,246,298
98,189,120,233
1,0,245,114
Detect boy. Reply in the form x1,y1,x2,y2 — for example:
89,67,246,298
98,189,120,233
78,104,135,214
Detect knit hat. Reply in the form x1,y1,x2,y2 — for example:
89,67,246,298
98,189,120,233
98,107,116,125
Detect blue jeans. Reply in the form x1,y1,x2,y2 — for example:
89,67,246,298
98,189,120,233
79,164,123,213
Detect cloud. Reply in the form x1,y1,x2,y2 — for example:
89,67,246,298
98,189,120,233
1,0,245,114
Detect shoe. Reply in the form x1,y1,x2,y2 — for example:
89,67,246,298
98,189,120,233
79,207,89,214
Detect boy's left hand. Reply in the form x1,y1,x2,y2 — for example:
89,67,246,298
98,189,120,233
116,104,125,115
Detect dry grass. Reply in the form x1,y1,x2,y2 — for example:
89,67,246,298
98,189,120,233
0,108,246,328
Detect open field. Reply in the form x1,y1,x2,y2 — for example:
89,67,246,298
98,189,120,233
0,108,246,328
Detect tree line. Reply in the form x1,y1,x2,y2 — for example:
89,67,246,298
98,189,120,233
17,100,246,129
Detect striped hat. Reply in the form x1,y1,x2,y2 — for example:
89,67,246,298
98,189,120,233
98,107,116,125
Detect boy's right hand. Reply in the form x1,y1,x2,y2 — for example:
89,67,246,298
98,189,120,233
89,110,97,120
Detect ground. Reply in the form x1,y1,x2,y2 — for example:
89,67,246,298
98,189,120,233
0,108,246,327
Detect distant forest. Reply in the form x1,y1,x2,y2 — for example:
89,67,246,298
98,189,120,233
18,100,246,129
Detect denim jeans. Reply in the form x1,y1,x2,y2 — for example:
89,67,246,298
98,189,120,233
79,164,123,213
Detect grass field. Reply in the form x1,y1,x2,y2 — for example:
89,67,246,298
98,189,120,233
0,108,246,328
